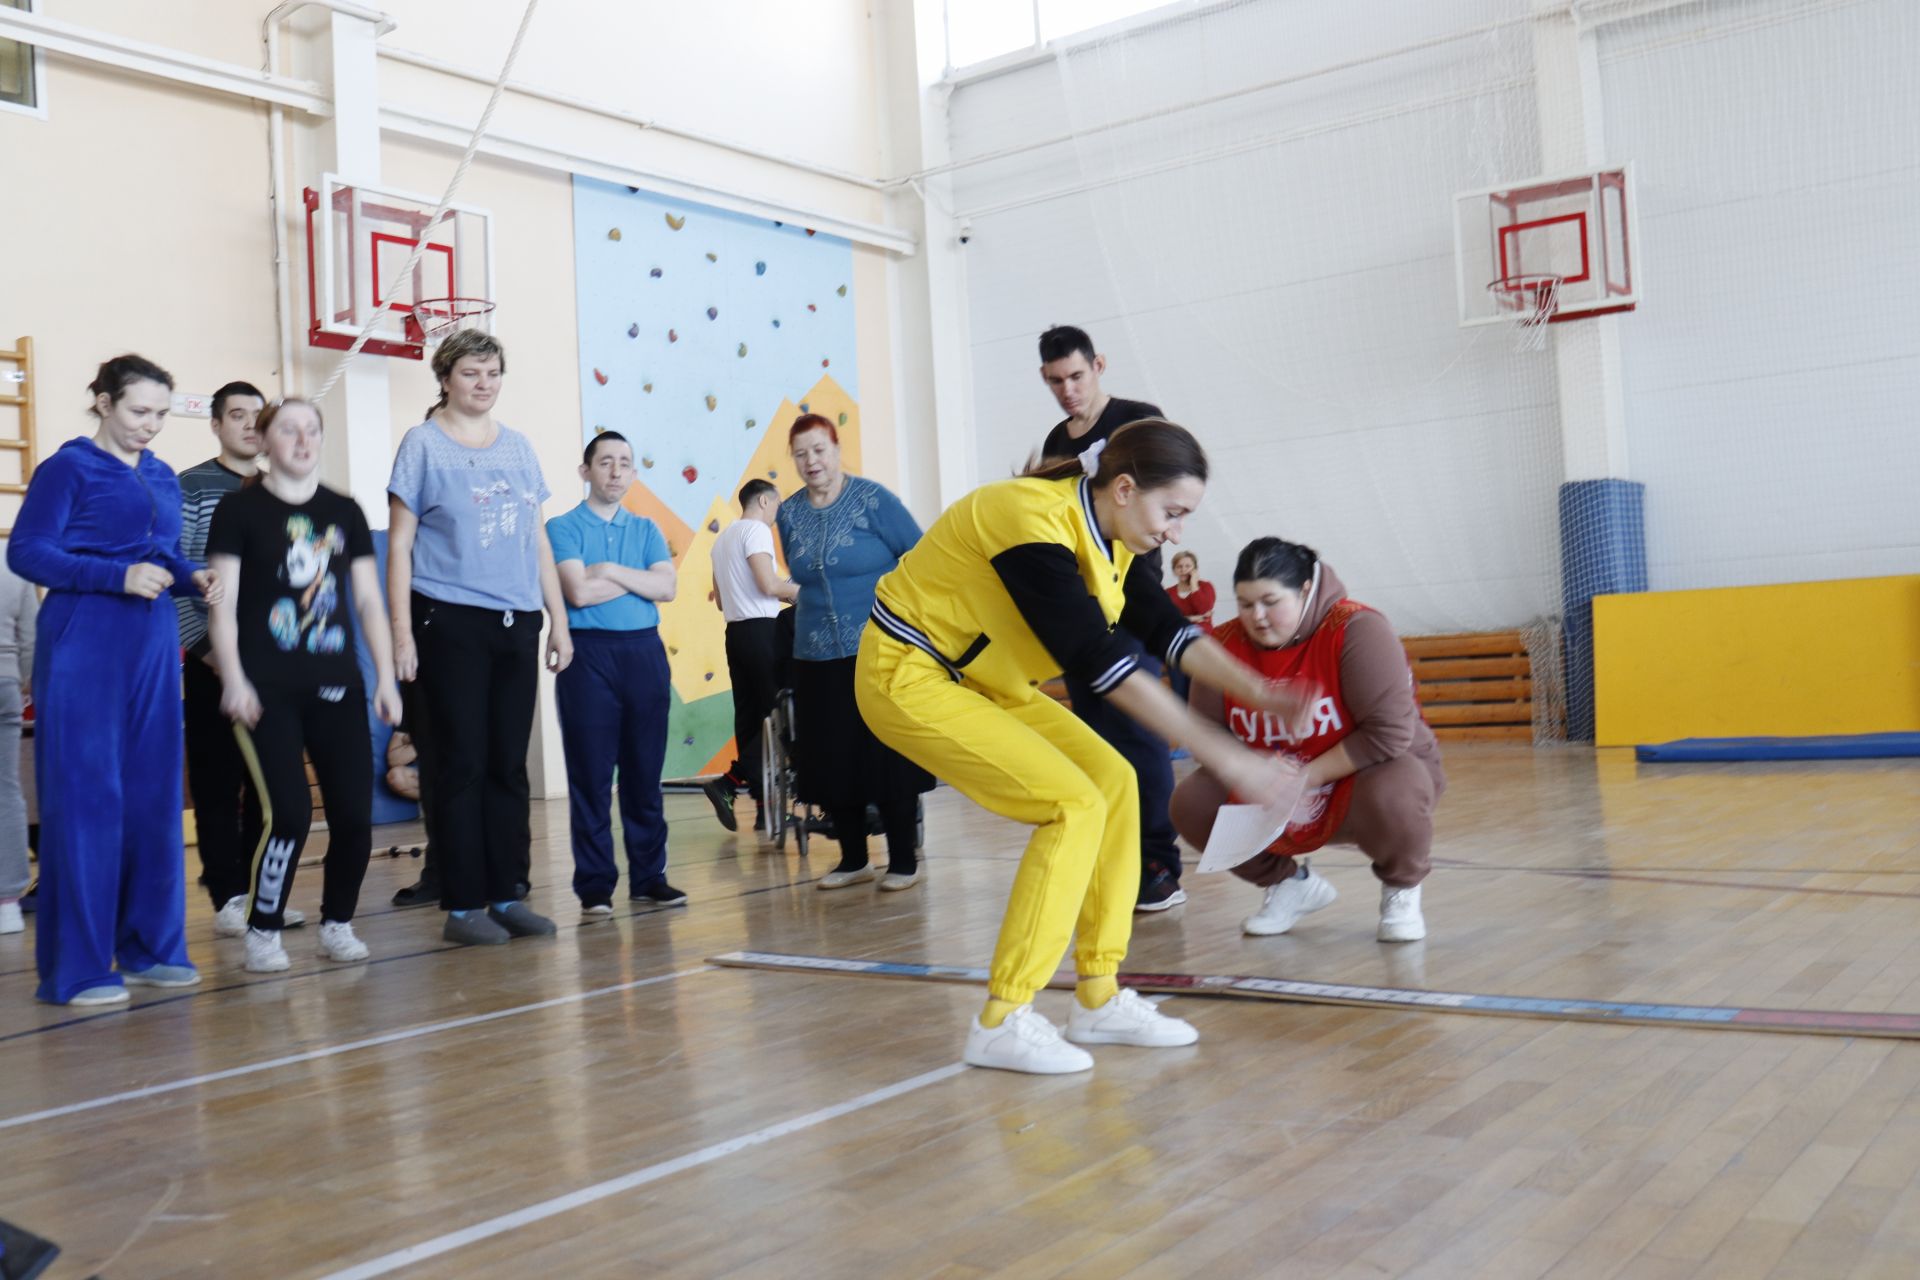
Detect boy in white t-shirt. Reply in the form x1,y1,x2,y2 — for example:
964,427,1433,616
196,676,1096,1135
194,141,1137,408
706,479,797,830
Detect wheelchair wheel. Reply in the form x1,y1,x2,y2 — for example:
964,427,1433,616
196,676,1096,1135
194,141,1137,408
761,714,787,850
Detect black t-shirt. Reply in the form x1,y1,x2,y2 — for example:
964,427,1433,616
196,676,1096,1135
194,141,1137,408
206,483,375,690
1042,395,1168,580
1041,396,1164,463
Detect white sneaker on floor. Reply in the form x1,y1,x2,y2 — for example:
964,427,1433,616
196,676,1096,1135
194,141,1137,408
317,921,370,962
1065,988,1199,1048
213,895,249,938
283,907,307,928
0,902,22,934
1378,884,1426,942
244,928,290,973
964,1005,1094,1075
1243,868,1338,936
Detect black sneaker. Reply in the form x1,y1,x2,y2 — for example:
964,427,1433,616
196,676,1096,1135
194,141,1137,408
701,778,738,831
630,881,689,907
1135,869,1188,913
391,876,441,909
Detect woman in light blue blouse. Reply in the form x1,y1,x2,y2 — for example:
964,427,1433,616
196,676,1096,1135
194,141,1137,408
777,414,932,890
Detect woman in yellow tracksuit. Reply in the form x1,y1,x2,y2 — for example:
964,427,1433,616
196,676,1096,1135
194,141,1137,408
856,420,1311,1075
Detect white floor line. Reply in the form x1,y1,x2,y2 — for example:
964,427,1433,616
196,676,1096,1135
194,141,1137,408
318,1061,972,1280
0,965,713,1132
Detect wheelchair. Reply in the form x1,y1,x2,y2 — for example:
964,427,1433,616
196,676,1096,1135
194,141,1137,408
757,688,926,856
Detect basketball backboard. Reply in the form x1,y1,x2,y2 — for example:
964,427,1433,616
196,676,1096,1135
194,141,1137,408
304,174,494,360
1454,164,1638,328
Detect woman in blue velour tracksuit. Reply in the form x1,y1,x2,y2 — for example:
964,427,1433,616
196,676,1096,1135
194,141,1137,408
7,355,221,1006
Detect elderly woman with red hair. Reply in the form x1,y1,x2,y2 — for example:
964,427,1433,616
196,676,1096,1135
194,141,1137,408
776,414,932,890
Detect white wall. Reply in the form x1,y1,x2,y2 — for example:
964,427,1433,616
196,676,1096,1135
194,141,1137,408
945,0,1920,634
1598,0,1920,590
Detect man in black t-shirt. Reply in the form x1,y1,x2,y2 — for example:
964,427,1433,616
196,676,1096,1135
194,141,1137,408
1036,325,1186,911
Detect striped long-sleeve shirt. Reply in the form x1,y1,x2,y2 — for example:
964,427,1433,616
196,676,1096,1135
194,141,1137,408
175,458,248,657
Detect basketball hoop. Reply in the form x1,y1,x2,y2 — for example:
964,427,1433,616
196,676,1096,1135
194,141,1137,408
406,297,496,346
1486,274,1561,352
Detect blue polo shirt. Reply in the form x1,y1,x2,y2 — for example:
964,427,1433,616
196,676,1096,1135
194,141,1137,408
546,501,673,631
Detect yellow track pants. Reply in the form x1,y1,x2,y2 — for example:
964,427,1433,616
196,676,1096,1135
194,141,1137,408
855,628,1140,1005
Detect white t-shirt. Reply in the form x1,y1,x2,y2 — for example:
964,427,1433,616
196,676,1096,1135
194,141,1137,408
712,518,783,622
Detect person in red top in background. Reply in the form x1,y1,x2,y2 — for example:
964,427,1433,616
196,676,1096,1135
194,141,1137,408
1164,550,1215,703
1170,537,1444,942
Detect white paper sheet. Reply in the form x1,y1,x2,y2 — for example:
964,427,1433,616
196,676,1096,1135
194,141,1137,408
1196,773,1309,874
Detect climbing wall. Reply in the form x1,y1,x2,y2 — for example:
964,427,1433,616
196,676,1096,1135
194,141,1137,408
571,176,862,779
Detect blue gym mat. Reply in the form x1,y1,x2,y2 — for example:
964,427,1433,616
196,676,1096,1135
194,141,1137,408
1635,732,1920,763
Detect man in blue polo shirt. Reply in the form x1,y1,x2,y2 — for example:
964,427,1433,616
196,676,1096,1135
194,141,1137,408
548,430,683,914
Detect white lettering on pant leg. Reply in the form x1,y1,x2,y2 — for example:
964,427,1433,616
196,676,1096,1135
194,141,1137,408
256,837,295,916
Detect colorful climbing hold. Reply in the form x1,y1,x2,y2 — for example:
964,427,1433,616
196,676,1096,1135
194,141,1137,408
705,395,717,412
683,735,695,746
821,358,830,368
641,456,654,469
737,342,748,357
807,303,817,312
668,329,678,342
837,284,847,297
627,322,639,338
707,306,718,320
771,318,781,328
805,228,817,237
665,213,686,230
838,412,848,426
707,518,720,533
642,382,653,393
608,228,622,241
704,671,714,681
593,368,608,385
705,251,718,262
681,465,698,483
799,402,810,412
649,266,663,279
754,261,766,276
767,469,778,479
745,418,757,430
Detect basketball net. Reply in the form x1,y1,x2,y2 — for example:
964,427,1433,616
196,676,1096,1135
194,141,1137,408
1487,274,1562,353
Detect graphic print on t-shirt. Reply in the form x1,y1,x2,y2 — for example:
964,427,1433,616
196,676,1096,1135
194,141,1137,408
470,480,542,550
271,513,349,654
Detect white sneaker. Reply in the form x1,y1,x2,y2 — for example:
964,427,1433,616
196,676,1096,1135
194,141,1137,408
1378,884,1426,942
1065,988,1199,1048
0,902,22,934
1243,868,1338,936
317,921,370,962
244,928,291,973
964,1005,1094,1075
213,895,249,938
283,907,307,928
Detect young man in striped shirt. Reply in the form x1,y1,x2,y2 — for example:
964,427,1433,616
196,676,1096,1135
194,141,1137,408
178,381,302,934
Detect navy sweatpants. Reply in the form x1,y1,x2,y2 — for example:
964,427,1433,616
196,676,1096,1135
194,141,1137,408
554,628,670,903
33,592,192,1003
1064,658,1183,889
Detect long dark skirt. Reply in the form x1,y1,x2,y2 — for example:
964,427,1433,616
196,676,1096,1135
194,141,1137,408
791,656,932,872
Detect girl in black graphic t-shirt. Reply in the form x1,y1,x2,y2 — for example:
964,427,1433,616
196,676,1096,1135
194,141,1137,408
206,399,403,973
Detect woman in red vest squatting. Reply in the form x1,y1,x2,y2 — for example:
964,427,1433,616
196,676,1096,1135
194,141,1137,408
1169,538,1444,942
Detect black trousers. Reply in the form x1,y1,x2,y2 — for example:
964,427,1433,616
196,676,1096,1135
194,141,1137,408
1065,660,1182,887
235,683,372,929
400,676,438,880
723,618,781,801
412,594,538,911
183,658,263,909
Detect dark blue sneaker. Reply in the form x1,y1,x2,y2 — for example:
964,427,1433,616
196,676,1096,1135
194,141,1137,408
1135,869,1188,913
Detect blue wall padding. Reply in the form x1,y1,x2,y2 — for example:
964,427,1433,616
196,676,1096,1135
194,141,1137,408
1560,478,1647,743
1636,733,1920,762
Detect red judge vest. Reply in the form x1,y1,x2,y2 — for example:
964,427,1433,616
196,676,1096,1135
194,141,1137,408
1215,599,1374,857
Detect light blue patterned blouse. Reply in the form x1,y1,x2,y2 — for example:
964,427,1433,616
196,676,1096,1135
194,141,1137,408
776,475,921,661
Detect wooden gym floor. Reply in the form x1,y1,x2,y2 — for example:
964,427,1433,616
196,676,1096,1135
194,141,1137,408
2,744,1918,1278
